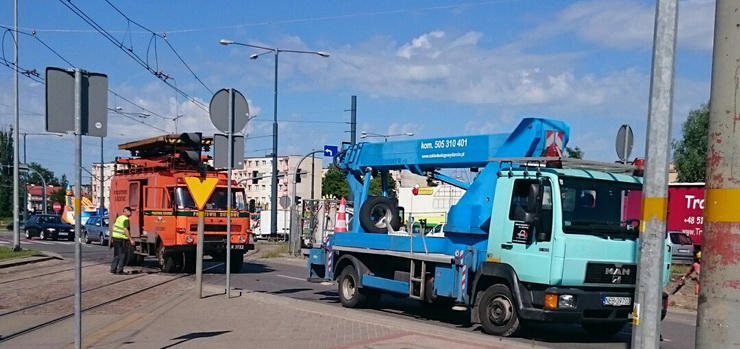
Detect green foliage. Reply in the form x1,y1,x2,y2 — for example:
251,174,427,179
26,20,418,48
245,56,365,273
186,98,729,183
566,146,584,159
26,162,59,186
673,104,709,182
321,164,398,199
0,127,15,217
321,164,349,199
50,174,69,209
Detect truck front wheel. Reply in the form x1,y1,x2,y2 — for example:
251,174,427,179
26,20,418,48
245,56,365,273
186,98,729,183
158,244,179,273
338,265,367,308
478,284,522,337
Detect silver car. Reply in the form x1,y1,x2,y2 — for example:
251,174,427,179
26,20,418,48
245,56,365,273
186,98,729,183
83,216,110,246
669,231,695,264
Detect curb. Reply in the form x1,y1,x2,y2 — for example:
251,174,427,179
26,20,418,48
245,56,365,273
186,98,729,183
0,250,63,269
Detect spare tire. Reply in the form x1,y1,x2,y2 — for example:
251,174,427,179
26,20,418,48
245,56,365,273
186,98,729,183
359,196,400,233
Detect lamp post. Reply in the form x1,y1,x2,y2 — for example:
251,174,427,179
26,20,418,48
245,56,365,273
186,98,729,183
219,39,329,238
21,132,63,164
20,132,63,221
360,131,414,142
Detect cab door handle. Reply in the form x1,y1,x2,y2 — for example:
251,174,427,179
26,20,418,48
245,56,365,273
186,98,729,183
501,244,513,250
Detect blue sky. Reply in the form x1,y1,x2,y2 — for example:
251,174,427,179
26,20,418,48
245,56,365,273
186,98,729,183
0,0,715,182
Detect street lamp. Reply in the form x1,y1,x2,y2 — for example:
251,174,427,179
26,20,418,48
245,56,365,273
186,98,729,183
220,38,329,238
360,131,414,142
21,132,63,164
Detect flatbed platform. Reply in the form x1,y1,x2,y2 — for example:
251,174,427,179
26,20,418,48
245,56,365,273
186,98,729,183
332,245,455,264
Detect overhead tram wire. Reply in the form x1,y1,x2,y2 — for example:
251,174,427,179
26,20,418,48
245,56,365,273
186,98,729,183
0,26,179,133
58,0,211,111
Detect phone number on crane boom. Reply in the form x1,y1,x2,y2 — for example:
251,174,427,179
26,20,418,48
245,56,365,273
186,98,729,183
420,138,468,150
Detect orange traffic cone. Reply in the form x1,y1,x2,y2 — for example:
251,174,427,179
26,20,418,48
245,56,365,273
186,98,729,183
334,197,348,233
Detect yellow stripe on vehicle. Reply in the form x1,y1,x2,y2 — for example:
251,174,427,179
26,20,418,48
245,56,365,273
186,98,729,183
705,188,740,222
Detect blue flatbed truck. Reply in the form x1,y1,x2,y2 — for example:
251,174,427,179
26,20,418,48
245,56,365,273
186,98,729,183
308,118,670,337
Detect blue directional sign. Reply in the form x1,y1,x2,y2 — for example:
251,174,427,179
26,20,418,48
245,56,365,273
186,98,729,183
324,145,338,157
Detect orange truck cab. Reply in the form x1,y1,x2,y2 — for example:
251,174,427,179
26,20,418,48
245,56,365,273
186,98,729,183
109,134,254,273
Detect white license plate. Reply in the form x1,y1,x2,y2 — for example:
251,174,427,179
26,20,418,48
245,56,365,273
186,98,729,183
230,245,244,250
58,232,68,236
602,296,631,306
678,248,690,253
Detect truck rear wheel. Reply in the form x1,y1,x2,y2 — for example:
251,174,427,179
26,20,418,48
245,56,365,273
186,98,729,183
581,322,625,337
478,284,522,337
338,265,368,308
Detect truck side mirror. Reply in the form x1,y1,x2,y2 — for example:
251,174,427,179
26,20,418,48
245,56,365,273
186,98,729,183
248,199,256,213
527,183,541,214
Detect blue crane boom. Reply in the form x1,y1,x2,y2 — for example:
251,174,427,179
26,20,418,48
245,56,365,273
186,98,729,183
334,117,570,234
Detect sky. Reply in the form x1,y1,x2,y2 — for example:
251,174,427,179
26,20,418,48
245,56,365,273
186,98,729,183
0,0,716,184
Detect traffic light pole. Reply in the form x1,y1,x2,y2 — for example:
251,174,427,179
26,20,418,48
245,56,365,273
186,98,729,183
290,150,322,256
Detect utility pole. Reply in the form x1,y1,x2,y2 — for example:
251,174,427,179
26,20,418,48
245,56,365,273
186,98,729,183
350,95,357,145
631,1,677,348
12,0,20,252
310,151,315,200
696,1,740,347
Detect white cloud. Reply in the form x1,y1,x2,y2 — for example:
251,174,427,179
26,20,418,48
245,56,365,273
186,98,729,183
532,0,715,51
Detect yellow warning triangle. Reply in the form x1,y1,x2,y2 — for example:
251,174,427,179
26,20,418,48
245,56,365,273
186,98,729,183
184,177,219,210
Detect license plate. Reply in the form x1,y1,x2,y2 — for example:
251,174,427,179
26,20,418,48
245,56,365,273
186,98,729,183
678,248,690,253
58,232,68,236
230,245,244,250
602,296,631,306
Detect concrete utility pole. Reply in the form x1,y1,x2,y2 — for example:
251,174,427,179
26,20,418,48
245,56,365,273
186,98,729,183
12,0,20,252
631,0,677,348
696,1,740,348
350,96,357,145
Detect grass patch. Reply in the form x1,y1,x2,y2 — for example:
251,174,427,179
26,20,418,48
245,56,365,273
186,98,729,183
261,242,290,258
0,246,43,261
671,264,690,277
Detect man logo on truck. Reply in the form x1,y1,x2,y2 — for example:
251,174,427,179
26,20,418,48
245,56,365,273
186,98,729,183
605,267,631,276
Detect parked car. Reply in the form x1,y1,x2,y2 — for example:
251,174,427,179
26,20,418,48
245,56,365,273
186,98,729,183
24,214,74,241
5,220,26,231
669,231,695,264
83,216,109,245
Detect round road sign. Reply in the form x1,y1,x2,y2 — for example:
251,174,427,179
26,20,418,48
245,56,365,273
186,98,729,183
209,88,250,133
53,202,62,213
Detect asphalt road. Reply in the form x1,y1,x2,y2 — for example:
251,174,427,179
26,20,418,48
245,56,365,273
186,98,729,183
1,233,697,349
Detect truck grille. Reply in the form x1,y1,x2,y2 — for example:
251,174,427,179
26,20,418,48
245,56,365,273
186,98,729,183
190,224,242,232
584,262,637,285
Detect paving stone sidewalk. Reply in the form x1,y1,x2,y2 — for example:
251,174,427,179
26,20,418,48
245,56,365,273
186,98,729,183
5,283,550,349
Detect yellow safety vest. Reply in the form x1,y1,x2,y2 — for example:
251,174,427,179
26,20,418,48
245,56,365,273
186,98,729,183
111,215,129,239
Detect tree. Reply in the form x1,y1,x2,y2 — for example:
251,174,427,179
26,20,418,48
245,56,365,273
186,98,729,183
322,164,398,199
322,164,349,199
50,174,69,209
26,162,59,186
0,127,15,217
673,104,709,182
566,146,584,159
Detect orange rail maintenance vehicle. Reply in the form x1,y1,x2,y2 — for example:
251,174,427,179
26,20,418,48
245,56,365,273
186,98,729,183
109,134,254,273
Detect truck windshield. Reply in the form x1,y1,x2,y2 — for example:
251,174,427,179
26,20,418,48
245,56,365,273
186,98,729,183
560,177,642,238
175,187,247,210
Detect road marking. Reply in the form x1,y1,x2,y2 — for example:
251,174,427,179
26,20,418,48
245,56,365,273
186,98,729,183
0,240,8,244
277,274,306,281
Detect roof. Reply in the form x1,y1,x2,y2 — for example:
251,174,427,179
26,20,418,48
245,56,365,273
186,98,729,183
26,185,62,196
119,134,214,158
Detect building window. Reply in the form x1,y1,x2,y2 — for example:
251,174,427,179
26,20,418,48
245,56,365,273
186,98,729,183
262,160,266,166
248,161,252,167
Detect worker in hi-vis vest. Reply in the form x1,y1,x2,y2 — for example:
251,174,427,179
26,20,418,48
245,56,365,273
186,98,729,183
110,206,135,274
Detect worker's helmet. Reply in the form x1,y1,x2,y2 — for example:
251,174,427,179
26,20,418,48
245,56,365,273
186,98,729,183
696,251,702,259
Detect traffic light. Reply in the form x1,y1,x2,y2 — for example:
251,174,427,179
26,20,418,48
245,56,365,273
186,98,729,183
295,196,302,207
295,168,302,183
180,132,206,177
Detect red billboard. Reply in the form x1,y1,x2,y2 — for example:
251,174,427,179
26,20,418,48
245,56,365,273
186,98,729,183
667,183,705,246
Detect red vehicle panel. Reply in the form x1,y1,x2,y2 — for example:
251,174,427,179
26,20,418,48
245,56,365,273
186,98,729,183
667,183,705,246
